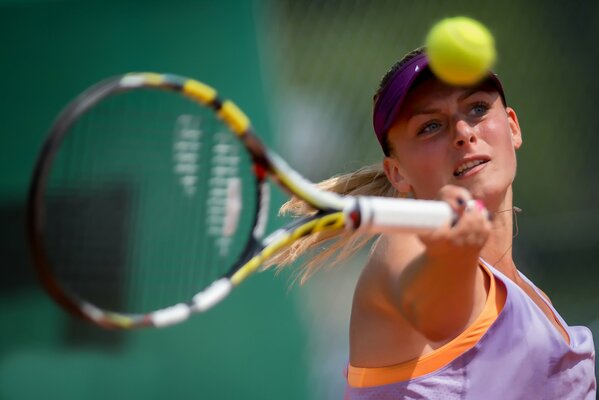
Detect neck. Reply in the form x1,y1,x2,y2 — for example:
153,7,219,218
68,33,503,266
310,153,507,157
480,186,518,278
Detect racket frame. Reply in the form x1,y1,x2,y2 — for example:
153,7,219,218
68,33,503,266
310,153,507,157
28,73,452,329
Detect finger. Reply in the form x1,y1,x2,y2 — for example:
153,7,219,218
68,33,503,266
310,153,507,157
436,185,472,224
452,207,492,243
465,199,492,222
437,185,472,207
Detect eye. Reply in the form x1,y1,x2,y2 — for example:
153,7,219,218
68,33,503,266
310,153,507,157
470,101,490,116
418,120,442,135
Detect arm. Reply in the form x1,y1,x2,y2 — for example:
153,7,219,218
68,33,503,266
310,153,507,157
369,186,491,342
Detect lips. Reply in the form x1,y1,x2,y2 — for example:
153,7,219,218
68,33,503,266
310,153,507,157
454,158,489,177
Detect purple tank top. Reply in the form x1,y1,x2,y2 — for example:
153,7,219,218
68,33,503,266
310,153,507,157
344,262,596,399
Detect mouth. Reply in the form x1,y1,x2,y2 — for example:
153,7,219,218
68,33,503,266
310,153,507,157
454,159,489,177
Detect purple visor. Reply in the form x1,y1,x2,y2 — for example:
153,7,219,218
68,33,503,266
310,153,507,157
373,52,506,152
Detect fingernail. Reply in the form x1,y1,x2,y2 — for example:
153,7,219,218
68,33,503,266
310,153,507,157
474,200,485,212
465,199,475,212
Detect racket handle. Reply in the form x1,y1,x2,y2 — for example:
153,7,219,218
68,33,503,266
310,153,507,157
354,196,453,234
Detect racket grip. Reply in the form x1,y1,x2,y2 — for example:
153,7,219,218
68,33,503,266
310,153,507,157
354,196,453,234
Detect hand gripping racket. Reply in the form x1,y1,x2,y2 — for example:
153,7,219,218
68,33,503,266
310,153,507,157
27,73,453,329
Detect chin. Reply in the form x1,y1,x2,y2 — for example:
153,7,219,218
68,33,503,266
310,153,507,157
472,183,512,210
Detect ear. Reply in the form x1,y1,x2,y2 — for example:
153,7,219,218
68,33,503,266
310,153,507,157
383,156,412,194
506,107,522,150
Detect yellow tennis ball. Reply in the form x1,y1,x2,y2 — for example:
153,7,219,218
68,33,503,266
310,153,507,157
425,17,496,86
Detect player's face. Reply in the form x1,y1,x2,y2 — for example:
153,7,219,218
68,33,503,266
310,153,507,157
384,77,522,207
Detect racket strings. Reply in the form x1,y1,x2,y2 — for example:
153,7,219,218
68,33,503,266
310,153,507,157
52,95,134,310
43,88,258,314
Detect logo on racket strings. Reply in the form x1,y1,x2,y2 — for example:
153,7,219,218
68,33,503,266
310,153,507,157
173,115,242,256
206,131,242,257
173,115,202,196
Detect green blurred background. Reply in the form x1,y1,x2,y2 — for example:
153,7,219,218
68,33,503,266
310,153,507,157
1,1,597,399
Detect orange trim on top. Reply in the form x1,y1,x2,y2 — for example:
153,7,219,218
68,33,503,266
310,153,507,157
347,263,507,388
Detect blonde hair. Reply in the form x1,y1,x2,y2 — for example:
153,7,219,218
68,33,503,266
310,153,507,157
265,163,397,283
266,49,429,282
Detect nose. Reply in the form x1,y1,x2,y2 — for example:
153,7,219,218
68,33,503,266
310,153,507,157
453,119,477,148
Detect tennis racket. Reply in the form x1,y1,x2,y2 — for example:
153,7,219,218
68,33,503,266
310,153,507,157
28,73,453,329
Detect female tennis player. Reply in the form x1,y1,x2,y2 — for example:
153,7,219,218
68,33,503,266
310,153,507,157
271,48,596,399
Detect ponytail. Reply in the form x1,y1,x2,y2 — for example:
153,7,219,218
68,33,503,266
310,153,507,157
265,163,396,283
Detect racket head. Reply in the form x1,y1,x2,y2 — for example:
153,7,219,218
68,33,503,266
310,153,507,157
27,73,269,328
